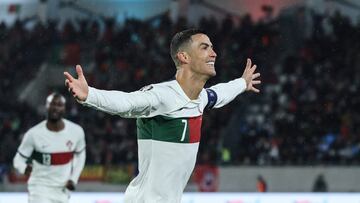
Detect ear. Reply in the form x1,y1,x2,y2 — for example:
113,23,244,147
177,51,190,64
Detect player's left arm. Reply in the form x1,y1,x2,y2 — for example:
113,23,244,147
67,128,86,190
206,58,261,109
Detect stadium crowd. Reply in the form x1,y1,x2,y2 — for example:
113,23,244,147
1,6,360,173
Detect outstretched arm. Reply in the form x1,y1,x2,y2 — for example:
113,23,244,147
64,65,162,117
206,58,261,109
64,65,89,102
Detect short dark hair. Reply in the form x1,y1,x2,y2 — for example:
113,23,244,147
46,92,66,108
170,29,206,66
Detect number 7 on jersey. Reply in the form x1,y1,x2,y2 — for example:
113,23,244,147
181,119,187,142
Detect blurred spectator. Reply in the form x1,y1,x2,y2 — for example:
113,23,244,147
256,175,268,192
1,6,360,170
312,174,328,192
0,164,7,183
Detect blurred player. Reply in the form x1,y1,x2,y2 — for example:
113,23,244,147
13,92,86,203
64,29,261,203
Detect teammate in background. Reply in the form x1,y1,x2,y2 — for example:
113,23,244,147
13,93,86,203
64,29,261,203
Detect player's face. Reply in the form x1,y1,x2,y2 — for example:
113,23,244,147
47,96,65,122
187,34,217,78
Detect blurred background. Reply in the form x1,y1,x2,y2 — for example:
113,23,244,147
1,0,360,201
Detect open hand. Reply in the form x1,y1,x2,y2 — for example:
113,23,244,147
241,58,261,93
64,65,89,102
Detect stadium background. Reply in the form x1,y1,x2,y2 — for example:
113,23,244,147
1,0,360,202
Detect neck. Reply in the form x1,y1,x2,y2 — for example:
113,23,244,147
46,119,65,132
175,67,208,100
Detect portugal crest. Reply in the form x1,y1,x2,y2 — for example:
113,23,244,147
66,140,73,150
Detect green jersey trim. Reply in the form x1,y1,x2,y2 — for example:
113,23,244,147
137,115,202,143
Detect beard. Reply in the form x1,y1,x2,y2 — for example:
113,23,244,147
47,112,64,123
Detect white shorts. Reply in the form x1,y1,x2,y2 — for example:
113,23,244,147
28,185,70,203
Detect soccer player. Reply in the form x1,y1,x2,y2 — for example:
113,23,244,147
13,93,86,203
64,29,261,203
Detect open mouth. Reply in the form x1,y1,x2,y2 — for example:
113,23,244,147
206,61,215,66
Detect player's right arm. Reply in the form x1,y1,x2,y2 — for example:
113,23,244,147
64,65,162,118
83,87,162,117
13,131,34,175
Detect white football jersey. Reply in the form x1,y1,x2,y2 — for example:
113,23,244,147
15,119,85,187
83,78,246,203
